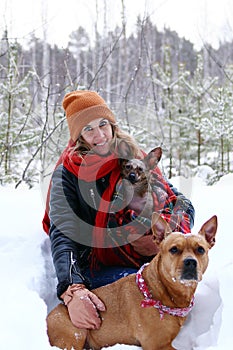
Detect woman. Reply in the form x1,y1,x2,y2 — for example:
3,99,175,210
43,90,195,330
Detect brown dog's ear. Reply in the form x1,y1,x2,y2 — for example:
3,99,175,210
198,215,218,248
151,212,172,245
144,147,162,170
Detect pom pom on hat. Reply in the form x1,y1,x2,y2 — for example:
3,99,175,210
62,90,116,141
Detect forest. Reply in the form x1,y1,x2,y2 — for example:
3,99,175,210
0,15,233,188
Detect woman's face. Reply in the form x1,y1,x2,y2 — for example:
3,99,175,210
80,118,113,155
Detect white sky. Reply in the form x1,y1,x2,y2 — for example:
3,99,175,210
1,0,233,49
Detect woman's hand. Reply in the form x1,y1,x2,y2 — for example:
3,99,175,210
61,284,106,329
128,233,159,256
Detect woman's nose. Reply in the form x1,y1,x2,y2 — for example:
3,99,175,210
93,126,104,137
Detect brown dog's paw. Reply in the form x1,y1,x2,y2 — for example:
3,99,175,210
47,303,87,350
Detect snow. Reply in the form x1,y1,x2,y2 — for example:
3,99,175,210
0,173,233,350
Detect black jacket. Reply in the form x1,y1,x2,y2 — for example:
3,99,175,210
49,164,195,298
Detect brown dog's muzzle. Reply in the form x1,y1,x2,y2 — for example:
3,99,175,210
181,258,198,280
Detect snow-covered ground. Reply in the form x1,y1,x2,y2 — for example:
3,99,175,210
0,173,233,350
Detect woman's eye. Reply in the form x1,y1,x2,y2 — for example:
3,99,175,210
99,120,108,127
83,126,93,133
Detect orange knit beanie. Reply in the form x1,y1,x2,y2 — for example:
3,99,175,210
62,90,116,141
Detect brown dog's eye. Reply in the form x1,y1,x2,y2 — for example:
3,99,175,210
169,246,179,254
138,166,144,173
197,246,205,254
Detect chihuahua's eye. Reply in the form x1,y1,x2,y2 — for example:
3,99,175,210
169,246,179,254
196,246,205,254
138,166,144,173
124,164,131,170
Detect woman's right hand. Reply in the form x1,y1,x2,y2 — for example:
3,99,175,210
128,233,160,256
61,284,106,329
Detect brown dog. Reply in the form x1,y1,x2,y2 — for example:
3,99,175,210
121,147,162,218
46,213,217,350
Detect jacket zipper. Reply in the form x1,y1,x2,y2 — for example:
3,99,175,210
90,188,97,210
69,251,76,283
69,251,86,285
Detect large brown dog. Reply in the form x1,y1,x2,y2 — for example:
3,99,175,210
46,213,217,350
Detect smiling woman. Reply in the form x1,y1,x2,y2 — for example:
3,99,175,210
42,88,195,338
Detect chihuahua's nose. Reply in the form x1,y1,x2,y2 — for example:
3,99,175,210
128,172,137,184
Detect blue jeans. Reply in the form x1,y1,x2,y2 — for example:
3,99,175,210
82,266,138,289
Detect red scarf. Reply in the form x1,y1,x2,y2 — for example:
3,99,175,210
63,149,122,241
63,148,120,182
42,139,121,234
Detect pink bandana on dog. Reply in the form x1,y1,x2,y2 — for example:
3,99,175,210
136,263,195,320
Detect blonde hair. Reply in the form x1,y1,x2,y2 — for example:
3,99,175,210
68,123,143,160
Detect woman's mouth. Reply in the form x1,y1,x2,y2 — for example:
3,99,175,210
92,140,110,155
94,141,107,147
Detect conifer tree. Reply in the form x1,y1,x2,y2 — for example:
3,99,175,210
0,37,34,184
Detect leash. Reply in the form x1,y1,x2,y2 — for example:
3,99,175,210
136,263,195,320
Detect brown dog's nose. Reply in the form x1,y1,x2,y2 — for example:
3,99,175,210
181,258,197,280
184,258,197,268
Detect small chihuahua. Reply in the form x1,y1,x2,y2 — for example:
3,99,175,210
120,147,162,218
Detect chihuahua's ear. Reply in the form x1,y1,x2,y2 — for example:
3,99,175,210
118,140,133,160
144,147,162,170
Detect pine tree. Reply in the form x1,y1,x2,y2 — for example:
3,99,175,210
208,85,233,174
181,53,218,166
0,36,35,184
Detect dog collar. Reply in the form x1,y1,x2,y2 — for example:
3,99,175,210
136,263,195,320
